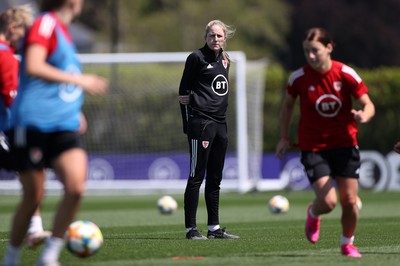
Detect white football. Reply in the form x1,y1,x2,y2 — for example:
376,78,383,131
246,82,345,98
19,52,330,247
269,195,289,214
157,195,178,215
65,220,103,258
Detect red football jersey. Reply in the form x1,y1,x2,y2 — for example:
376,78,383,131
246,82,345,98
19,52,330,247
24,12,73,57
0,40,18,107
287,60,368,151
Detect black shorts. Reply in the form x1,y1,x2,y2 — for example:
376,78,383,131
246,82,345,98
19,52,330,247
6,128,82,171
300,146,360,184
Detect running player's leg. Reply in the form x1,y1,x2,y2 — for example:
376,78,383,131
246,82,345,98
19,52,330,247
3,169,45,265
305,176,336,243
52,148,86,237
38,147,87,265
337,177,362,257
3,128,46,266
333,147,362,257
311,176,337,215
337,177,359,238
302,150,338,214
301,151,337,243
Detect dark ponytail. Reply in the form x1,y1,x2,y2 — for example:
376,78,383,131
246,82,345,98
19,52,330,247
304,27,335,48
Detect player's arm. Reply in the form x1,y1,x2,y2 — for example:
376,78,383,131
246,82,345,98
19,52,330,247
179,100,190,134
178,54,197,134
351,93,375,123
275,92,296,159
25,44,108,95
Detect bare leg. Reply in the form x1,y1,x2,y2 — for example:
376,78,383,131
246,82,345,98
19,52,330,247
37,148,87,265
311,176,337,215
336,177,362,257
10,169,45,247
336,177,359,238
51,148,87,238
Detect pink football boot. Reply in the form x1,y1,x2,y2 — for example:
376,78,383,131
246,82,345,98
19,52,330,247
305,204,320,243
341,244,362,258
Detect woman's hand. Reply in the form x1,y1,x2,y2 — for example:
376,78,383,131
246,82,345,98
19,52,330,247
178,95,190,105
275,137,290,160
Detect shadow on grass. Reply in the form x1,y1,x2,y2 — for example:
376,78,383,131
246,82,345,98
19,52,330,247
104,236,187,240
251,253,310,258
361,251,400,255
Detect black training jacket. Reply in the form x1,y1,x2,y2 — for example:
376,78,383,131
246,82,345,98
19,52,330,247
179,44,230,133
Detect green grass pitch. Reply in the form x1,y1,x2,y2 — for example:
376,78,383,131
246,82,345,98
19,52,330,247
0,190,399,265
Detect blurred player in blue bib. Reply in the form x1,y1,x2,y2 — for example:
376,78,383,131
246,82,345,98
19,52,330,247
3,1,108,265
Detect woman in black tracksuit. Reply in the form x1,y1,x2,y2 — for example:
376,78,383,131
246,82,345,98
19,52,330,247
178,19,239,240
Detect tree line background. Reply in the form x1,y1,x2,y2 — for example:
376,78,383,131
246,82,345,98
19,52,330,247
73,0,400,69
33,0,400,153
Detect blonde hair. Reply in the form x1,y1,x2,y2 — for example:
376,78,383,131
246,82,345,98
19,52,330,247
0,5,34,33
204,20,236,49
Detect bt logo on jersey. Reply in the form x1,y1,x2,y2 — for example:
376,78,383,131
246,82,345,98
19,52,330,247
215,81,227,90
315,94,342,117
211,74,229,96
59,64,83,102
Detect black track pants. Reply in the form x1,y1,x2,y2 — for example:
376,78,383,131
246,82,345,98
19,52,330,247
184,116,228,228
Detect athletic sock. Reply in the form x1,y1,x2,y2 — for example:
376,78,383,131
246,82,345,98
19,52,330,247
37,236,65,264
341,235,355,245
3,243,22,266
208,224,220,232
28,215,44,234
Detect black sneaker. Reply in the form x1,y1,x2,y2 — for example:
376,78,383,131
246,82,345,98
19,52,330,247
186,228,207,240
207,228,240,239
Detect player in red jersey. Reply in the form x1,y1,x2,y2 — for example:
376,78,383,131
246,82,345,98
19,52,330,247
275,27,375,258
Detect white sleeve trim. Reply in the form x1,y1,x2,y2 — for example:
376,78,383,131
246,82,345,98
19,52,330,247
342,65,362,84
288,68,304,86
38,14,56,39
